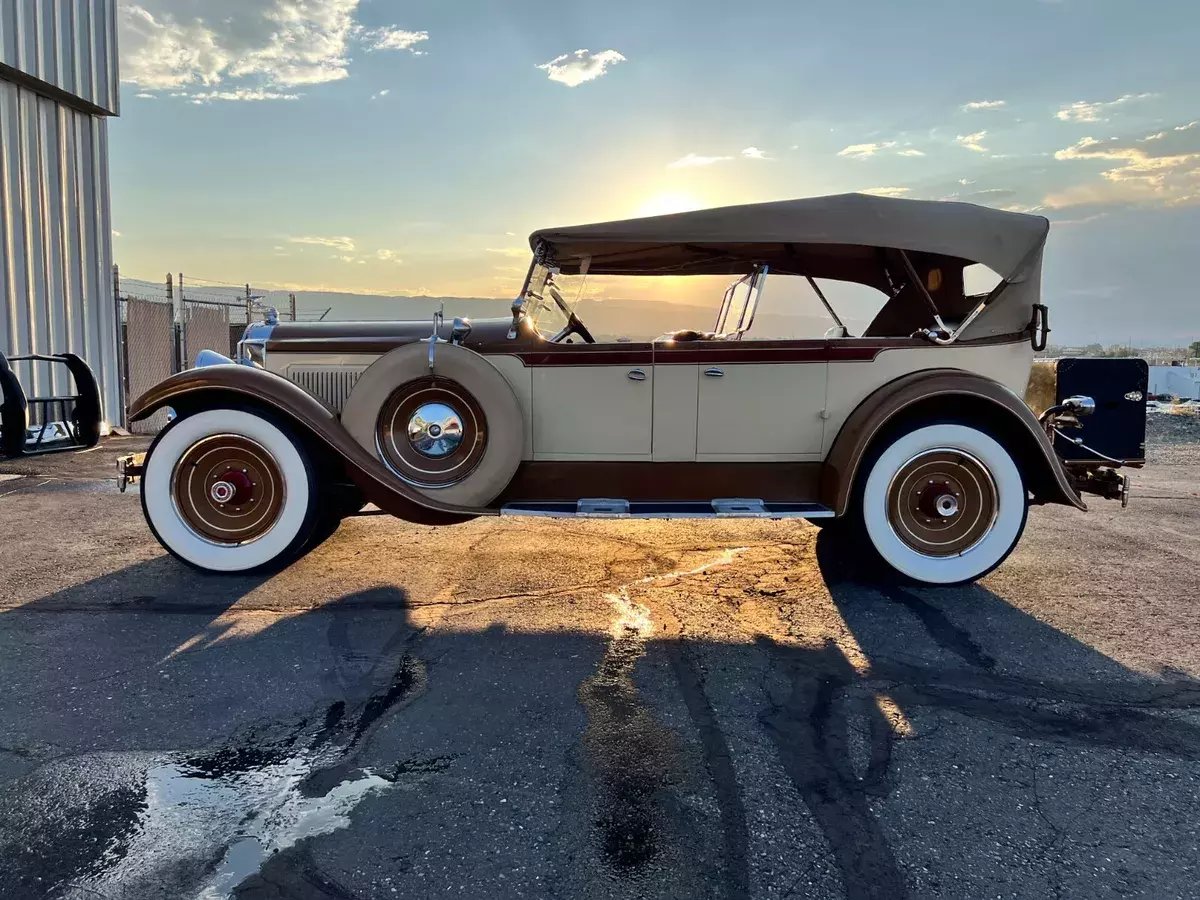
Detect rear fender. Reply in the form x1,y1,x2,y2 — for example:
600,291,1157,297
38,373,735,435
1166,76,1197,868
128,365,484,524
821,369,1085,516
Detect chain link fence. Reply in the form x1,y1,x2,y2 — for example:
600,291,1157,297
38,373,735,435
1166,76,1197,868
116,276,274,434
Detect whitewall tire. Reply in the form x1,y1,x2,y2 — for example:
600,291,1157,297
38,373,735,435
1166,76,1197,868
860,423,1027,586
141,409,318,574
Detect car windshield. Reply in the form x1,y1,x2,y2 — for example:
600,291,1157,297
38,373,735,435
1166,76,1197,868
521,263,582,338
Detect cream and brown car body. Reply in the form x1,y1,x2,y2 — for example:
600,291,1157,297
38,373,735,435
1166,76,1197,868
125,194,1141,583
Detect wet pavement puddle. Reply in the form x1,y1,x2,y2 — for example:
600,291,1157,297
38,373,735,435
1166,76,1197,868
0,655,428,900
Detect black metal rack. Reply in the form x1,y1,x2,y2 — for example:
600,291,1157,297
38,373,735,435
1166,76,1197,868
0,351,102,457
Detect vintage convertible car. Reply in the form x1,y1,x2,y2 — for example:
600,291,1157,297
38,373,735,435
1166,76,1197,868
120,194,1145,584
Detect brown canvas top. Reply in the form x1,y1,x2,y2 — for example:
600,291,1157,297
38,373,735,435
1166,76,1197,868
529,193,1050,284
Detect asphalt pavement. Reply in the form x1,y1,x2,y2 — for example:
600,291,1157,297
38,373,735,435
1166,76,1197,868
1,436,1198,900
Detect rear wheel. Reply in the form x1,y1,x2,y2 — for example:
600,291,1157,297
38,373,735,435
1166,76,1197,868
851,423,1028,586
141,408,321,574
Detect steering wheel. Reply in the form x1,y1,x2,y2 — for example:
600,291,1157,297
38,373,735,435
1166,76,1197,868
548,285,597,344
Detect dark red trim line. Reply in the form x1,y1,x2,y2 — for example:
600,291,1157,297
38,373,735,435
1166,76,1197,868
496,344,655,367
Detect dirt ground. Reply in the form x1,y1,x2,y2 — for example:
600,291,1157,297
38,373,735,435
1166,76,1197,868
0,435,1198,900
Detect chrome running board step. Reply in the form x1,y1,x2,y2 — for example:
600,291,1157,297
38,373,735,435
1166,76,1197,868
500,498,835,520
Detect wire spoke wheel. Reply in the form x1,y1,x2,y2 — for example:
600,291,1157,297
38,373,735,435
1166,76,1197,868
886,449,998,557
171,434,285,545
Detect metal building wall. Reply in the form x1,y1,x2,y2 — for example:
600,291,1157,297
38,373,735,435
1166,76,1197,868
0,0,120,116
0,0,120,425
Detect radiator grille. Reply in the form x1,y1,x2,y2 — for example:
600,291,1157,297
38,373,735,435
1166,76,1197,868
287,366,365,413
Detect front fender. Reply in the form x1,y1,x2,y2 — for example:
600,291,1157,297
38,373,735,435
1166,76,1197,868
821,368,1085,516
129,365,487,524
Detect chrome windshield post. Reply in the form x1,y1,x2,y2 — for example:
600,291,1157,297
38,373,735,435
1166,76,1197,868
428,304,445,372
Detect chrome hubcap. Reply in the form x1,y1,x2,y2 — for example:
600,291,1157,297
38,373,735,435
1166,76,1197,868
407,402,464,458
210,481,235,504
934,494,959,517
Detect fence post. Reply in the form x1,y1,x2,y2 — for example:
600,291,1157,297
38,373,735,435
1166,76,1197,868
112,264,127,428
176,273,186,373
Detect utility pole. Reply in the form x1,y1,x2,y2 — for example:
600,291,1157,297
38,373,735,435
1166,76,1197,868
245,283,253,324
166,273,173,303
289,292,297,322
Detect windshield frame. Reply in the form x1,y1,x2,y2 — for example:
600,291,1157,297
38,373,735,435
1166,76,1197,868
510,244,586,340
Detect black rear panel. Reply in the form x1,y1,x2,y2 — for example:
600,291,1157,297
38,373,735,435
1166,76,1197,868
1054,357,1148,464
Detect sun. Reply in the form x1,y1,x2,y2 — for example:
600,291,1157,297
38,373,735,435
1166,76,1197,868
636,192,706,218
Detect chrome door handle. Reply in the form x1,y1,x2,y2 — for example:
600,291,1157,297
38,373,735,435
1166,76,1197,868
704,367,724,377
627,368,647,381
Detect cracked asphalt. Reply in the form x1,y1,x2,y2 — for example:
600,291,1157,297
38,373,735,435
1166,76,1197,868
1,436,1199,899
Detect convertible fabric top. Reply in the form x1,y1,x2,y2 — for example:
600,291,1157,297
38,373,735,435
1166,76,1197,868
529,193,1050,283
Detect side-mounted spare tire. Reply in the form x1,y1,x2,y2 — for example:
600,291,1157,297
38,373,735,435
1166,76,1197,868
340,343,524,507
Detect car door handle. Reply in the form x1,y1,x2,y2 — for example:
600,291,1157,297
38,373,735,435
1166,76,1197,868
704,367,724,377
627,368,647,381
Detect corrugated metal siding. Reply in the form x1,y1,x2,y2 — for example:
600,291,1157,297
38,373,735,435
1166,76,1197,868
0,0,119,115
0,79,120,425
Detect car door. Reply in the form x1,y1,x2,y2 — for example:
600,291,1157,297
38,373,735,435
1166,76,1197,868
654,341,829,462
530,344,654,459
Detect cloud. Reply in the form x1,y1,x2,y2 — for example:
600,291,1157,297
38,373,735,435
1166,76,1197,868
112,230,121,238
741,147,772,160
290,235,355,251
1048,123,1200,208
1055,93,1155,123
838,141,896,159
135,92,156,99
188,88,301,102
120,1,428,95
861,187,911,197
959,178,976,185
536,49,626,87
371,89,391,100
667,153,733,168
360,27,428,53
376,249,403,263
956,131,989,152
897,149,925,157
962,100,1006,111
485,247,529,257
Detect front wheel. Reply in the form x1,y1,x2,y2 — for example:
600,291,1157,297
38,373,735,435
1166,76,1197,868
141,408,321,574
854,423,1028,586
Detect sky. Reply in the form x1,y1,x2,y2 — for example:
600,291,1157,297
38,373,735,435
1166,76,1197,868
110,0,1200,344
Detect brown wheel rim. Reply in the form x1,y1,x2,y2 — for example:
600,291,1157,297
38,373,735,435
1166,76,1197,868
886,449,998,557
171,435,286,545
375,377,487,488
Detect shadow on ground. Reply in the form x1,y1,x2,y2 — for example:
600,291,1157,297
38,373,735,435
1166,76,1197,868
1,527,1198,900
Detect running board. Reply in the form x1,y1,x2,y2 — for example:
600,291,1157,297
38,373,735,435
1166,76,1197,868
500,498,835,520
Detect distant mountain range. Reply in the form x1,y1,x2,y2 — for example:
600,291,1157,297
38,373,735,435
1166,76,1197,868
285,290,844,341
120,279,855,340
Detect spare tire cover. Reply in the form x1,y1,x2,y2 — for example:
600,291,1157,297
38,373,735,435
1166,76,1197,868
341,343,524,506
